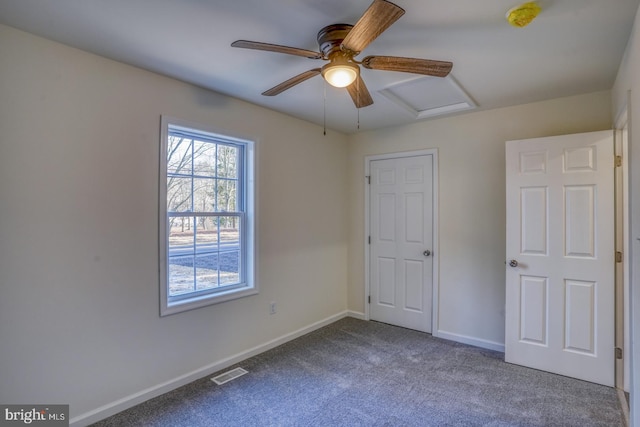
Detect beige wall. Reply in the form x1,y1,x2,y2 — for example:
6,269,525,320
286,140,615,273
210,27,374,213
0,24,348,424
612,4,640,425
347,91,612,347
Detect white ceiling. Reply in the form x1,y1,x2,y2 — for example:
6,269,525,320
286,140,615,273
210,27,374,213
0,0,638,133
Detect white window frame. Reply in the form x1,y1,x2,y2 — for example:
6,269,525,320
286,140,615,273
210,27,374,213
159,116,257,316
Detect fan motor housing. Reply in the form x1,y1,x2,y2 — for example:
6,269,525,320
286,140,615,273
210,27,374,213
317,24,353,58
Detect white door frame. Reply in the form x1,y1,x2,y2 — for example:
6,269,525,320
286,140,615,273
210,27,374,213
364,149,439,333
615,106,630,394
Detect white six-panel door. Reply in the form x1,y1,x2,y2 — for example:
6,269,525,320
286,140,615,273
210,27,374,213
369,154,434,333
505,130,614,386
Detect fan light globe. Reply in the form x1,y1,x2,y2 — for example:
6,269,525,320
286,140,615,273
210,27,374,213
322,63,358,88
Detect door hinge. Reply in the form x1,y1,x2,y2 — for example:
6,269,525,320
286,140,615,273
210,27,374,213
616,251,623,263
368,295,371,304
615,347,623,360
366,175,371,184
368,236,371,245
615,156,622,167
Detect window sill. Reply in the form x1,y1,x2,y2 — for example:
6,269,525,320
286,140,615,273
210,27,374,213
160,286,258,317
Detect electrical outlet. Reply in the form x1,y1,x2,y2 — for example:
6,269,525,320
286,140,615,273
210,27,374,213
269,302,277,315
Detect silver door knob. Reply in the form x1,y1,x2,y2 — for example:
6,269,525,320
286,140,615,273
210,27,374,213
423,250,431,257
508,259,518,267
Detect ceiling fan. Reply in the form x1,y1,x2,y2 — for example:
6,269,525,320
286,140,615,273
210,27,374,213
231,0,453,108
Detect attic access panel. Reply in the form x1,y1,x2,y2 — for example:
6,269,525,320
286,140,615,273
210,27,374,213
379,75,476,119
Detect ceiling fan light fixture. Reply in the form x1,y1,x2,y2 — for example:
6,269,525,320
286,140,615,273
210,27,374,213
232,0,451,111
321,61,359,88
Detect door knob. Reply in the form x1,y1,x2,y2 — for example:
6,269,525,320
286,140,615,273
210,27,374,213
508,259,518,267
423,250,431,257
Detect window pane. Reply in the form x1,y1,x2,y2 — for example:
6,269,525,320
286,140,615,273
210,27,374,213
219,251,240,285
169,255,195,296
167,136,192,176
196,254,219,291
168,219,195,297
168,218,195,248
193,140,217,177
219,216,240,245
217,145,238,178
193,178,215,212
219,216,241,285
195,217,218,248
217,179,238,212
195,217,219,290
167,177,192,212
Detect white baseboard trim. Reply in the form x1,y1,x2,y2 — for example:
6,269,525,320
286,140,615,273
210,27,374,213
70,311,350,427
346,310,366,320
435,329,505,353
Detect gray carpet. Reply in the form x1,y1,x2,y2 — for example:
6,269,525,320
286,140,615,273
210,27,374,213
92,318,623,426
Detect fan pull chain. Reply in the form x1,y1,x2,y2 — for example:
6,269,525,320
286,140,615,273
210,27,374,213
357,77,360,130
323,81,327,136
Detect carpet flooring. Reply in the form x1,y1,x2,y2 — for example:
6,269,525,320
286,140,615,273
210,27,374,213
92,317,624,426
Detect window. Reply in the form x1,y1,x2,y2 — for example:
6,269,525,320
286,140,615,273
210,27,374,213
160,116,256,316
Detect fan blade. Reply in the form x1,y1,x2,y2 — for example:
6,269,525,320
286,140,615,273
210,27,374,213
362,55,452,77
341,0,405,54
231,40,322,59
262,69,322,96
345,75,374,108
